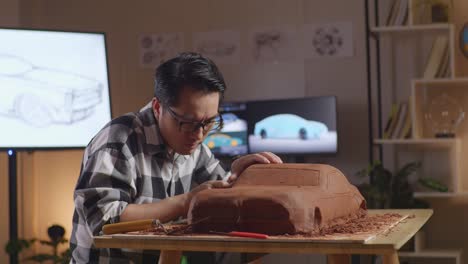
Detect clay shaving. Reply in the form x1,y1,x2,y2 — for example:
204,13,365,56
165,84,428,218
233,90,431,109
133,211,403,238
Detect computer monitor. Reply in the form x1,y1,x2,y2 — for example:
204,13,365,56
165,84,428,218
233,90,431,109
203,102,248,157
247,96,338,155
0,28,112,149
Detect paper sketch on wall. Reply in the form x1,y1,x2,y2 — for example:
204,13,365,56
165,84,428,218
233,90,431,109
139,32,184,68
193,30,240,64
249,26,299,63
303,22,354,58
0,55,103,127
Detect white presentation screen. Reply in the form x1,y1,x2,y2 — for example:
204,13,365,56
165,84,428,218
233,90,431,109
0,28,112,149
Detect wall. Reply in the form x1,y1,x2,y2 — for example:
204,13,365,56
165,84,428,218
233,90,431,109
19,0,370,174
18,151,83,256
3,0,369,263
0,0,20,262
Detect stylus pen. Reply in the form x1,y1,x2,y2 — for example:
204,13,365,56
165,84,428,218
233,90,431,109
209,231,269,239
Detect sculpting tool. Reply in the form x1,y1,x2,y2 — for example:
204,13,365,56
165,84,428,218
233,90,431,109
102,219,166,235
166,216,211,235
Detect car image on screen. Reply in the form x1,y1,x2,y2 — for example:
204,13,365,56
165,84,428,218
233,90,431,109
254,114,328,140
221,113,247,132
203,133,243,149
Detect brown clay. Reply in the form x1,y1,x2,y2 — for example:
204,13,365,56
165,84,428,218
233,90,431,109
188,163,367,235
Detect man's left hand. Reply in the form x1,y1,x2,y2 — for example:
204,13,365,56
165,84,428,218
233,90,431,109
228,152,282,183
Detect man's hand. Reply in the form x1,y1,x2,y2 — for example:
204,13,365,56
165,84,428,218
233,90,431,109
121,180,232,222
228,152,282,183
184,180,233,211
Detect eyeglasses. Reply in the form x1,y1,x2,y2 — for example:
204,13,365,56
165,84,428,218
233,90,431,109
165,106,223,133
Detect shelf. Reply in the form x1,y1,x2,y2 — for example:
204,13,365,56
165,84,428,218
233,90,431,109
412,77,468,85
414,192,468,198
374,138,459,149
399,249,462,260
370,23,451,36
412,80,468,139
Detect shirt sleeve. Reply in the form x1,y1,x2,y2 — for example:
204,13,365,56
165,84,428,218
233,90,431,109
73,148,136,235
192,144,230,184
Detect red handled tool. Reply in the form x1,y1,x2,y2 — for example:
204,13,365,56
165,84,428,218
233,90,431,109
209,231,268,239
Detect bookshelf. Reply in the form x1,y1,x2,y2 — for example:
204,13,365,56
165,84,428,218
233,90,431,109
399,250,461,264
368,0,468,194
366,0,468,262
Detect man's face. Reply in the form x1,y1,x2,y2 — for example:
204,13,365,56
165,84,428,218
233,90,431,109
153,87,220,155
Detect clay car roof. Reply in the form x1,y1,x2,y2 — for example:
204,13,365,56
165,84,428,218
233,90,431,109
235,163,353,194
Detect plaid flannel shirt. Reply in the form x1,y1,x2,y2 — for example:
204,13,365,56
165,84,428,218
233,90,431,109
70,102,229,263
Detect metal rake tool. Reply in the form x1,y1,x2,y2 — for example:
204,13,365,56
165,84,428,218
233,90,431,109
166,216,211,235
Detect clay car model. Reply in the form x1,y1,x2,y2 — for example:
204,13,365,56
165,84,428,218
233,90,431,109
203,133,243,149
188,163,366,235
254,114,328,140
0,55,103,127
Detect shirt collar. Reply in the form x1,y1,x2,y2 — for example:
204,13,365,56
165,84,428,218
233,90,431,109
137,102,191,162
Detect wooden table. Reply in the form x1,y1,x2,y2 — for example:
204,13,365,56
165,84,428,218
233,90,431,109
94,209,432,264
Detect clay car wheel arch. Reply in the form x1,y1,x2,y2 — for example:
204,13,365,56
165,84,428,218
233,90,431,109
15,94,53,127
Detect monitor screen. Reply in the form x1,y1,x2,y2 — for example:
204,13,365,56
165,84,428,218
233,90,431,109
247,96,337,155
0,28,112,149
203,102,248,157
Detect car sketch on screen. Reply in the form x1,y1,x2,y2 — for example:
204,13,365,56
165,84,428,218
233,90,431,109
254,114,328,139
0,55,103,127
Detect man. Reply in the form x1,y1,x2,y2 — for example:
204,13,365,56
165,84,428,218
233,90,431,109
70,52,282,263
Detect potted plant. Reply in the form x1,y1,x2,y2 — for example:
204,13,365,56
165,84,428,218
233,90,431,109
4,224,70,263
356,161,448,209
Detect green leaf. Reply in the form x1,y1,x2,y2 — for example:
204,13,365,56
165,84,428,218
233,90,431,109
356,167,371,178
412,198,430,209
357,160,424,209
4,239,36,255
395,161,421,180
356,160,382,178
39,240,55,247
25,253,60,262
419,178,449,192
59,248,72,264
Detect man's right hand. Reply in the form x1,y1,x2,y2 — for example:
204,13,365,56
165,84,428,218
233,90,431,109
121,180,233,223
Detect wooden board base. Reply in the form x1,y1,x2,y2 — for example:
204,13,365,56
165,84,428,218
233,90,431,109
108,214,409,244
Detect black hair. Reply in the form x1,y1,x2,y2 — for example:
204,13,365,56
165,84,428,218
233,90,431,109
154,52,226,106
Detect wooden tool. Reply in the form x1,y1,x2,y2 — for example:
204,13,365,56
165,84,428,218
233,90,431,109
102,219,163,235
